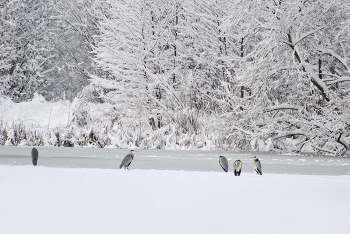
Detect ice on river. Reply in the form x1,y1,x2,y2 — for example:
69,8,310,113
1,146,350,175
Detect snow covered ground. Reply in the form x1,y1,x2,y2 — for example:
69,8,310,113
1,165,349,234
0,146,349,234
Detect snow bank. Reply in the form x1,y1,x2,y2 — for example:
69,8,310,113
0,165,349,234
0,93,71,130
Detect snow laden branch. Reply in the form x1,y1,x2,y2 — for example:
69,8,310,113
229,125,255,136
337,132,349,150
272,131,306,140
306,66,330,102
326,76,350,84
290,26,325,47
292,45,331,102
317,48,350,72
264,104,302,112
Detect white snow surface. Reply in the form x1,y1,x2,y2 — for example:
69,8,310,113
0,93,70,129
1,165,349,234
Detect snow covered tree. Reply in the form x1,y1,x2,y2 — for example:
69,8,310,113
221,0,350,155
0,0,98,102
0,0,57,102
46,0,100,101
85,0,236,147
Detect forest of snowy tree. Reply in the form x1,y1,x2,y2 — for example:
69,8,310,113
1,0,350,156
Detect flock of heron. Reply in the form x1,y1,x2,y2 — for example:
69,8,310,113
31,148,263,175
218,155,262,175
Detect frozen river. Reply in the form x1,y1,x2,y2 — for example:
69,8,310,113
0,146,349,175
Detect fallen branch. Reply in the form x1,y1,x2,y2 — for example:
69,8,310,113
311,145,335,155
264,104,301,112
272,132,306,140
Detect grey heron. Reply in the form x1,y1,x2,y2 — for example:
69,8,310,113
119,150,138,170
31,147,38,166
219,156,228,173
234,160,243,176
251,156,262,175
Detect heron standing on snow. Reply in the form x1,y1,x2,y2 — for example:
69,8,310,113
219,156,229,173
31,147,38,166
251,156,262,175
120,150,138,170
234,160,243,176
